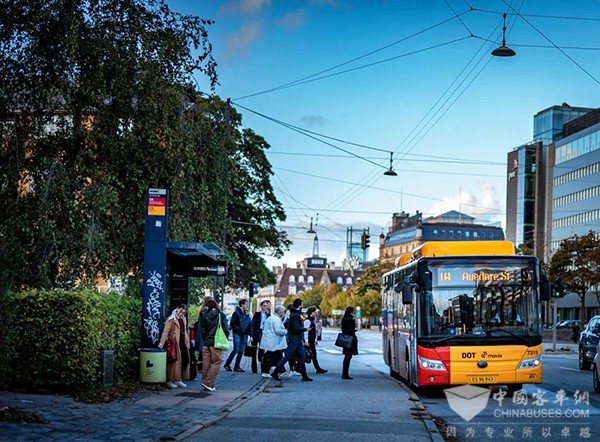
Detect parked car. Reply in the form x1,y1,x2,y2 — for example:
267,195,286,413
579,315,600,370
556,319,581,329
593,343,600,393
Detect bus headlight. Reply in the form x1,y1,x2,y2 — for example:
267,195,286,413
518,355,542,370
418,355,446,371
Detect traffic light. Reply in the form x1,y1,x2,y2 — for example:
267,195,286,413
360,233,367,250
248,282,258,298
553,278,566,298
364,234,370,249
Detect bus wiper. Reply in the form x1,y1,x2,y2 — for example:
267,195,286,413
488,328,530,345
431,334,461,345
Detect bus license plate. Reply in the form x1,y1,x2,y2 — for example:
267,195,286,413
468,375,496,384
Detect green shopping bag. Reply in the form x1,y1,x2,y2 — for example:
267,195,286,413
214,314,229,350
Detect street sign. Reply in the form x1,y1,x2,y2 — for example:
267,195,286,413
332,309,344,315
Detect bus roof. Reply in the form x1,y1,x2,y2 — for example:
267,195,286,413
412,240,515,259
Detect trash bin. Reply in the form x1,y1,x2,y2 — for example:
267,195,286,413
140,348,167,383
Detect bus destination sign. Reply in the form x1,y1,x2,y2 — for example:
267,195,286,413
436,268,514,286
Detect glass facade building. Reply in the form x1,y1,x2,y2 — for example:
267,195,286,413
551,109,600,251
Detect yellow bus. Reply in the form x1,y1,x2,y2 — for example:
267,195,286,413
382,241,549,391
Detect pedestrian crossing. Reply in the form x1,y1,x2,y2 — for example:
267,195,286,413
322,348,383,355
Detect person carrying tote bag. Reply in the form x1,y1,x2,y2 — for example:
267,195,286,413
200,299,230,392
340,306,358,380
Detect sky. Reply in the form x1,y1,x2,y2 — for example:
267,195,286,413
170,0,600,269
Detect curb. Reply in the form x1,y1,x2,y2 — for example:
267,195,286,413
377,369,444,442
174,378,269,441
396,380,446,442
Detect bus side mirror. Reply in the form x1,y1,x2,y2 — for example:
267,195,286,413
402,284,413,305
540,276,550,302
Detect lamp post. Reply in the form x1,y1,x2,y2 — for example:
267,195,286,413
491,13,516,57
384,152,398,176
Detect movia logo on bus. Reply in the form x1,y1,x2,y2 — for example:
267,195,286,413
444,385,491,421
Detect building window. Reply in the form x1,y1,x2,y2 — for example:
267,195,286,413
336,277,343,285
449,230,454,238
465,231,470,238
441,229,446,236
289,275,295,283
298,275,305,283
346,277,352,285
307,275,314,284
289,285,296,295
433,229,438,235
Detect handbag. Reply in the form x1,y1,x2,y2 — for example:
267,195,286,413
244,344,256,357
166,336,178,362
305,347,313,364
214,314,230,351
335,332,353,350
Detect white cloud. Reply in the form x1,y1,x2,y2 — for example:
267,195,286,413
300,115,327,127
427,184,502,223
275,9,307,31
221,0,272,15
224,23,263,59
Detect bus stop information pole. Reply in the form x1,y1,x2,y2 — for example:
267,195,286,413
141,188,169,348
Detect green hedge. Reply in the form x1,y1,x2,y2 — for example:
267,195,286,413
0,289,141,394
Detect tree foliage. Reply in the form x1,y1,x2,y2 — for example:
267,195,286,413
0,0,288,293
549,231,600,324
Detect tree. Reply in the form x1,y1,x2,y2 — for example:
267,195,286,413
351,260,393,319
0,1,288,293
549,231,600,324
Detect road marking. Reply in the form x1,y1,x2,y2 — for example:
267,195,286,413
559,366,582,372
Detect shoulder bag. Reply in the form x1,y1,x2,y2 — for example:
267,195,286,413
214,314,230,351
166,336,178,362
335,332,353,350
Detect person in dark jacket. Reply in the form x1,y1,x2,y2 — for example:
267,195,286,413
341,306,358,380
224,298,251,372
250,300,271,374
193,295,214,354
270,298,313,382
305,306,327,374
201,299,230,392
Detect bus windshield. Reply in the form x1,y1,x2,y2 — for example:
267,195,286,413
417,259,541,339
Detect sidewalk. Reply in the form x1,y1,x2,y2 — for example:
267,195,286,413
0,371,267,441
0,362,441,441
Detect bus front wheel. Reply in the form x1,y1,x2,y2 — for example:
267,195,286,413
388,347,399,379
506,383,523,393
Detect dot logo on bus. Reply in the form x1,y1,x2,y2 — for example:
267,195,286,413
462,352,476,359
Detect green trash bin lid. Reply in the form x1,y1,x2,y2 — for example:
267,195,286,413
140,348,166,353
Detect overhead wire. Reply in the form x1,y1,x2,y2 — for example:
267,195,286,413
501,0,600,86
320,6,504,218
234,11,473,101
267,150,504,165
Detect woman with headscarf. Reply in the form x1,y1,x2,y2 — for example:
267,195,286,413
158,304,190,389
341,306,358,380
200,299,230,392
